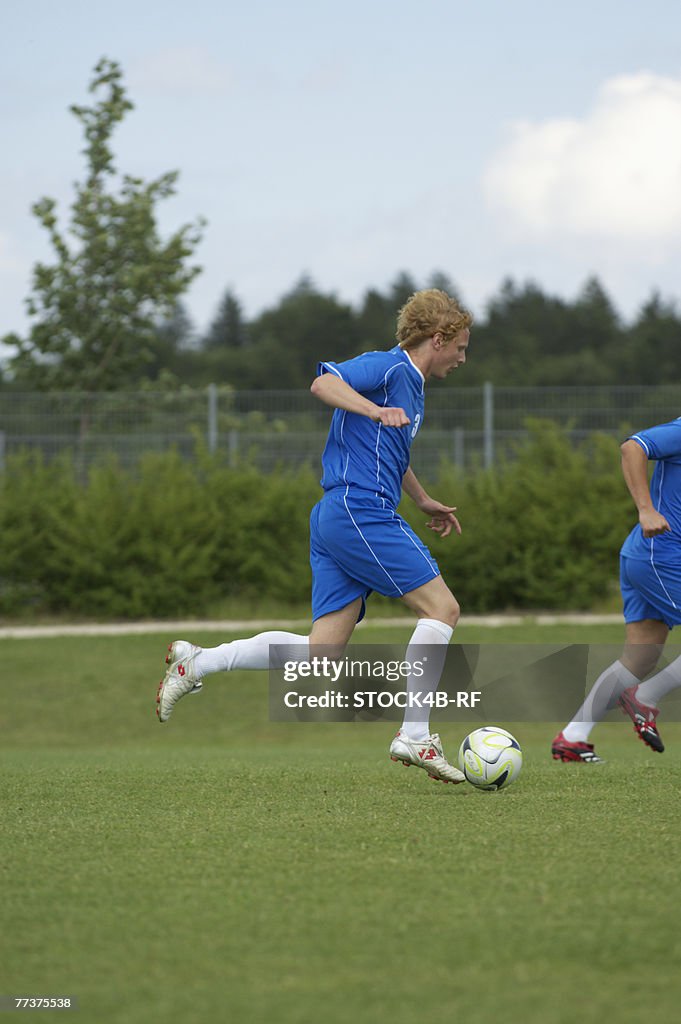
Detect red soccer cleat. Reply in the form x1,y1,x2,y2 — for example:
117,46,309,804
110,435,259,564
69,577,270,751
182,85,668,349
551,731,604,763
618,686,664,752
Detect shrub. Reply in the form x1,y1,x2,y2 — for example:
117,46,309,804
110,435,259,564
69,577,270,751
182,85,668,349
0,426,635,618
405,423,633,612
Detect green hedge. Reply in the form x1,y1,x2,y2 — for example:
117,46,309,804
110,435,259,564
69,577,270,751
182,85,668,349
408,422,633,613
0,426,635,618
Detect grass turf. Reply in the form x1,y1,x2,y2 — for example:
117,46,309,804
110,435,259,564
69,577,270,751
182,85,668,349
3,624,681,1023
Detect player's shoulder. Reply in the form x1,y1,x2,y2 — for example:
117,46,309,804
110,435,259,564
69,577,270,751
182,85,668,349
320,346,416,389
356,345,405,366
335,346,409,378
364,345,415,376
630,417,681,440
628,418,681,458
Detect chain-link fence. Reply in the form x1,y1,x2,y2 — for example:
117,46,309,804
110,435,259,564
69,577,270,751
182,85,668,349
1,383,680,477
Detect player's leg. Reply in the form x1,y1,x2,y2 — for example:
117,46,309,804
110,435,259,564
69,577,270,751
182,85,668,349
631,651,681,708
156,567,365,726
388,575,465,783
157,533,367,724
397,574,459,739
156,602,361,723
309,598,362,654
619,618,669,677
189,600,360,676
552,618,668,761
187,596,361,677
615,619,669,752
156,627,310,722
157,496,365,722
399,572,461,626
310,493,464,781
553,554,673,761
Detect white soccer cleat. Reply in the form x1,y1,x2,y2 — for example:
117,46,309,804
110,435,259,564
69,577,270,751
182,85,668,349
389,730,465,784
156,641,203,723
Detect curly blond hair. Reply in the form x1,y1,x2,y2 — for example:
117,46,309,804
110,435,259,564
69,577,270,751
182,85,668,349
396,289,472,350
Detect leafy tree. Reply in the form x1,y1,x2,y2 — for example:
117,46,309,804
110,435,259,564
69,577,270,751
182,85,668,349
3,57,204,390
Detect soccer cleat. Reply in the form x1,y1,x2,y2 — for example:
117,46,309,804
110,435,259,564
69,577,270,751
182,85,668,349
389,730,465,784
618,686,664,752
551,731,605,763
156,641,203,723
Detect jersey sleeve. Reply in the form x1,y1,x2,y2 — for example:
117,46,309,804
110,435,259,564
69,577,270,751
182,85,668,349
317,351,396,395
627,420,681,460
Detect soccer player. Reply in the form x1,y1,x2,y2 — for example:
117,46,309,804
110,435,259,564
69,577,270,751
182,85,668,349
157,289,473,783
552,419,681,763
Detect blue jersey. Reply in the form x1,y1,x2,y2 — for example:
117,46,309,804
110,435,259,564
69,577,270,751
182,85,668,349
317,345,425,508
620,419,681,564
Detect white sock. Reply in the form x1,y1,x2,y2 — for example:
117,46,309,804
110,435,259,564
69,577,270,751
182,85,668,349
636,654,681,707
562,660,639,743
400,618,454,741
194,632,309,675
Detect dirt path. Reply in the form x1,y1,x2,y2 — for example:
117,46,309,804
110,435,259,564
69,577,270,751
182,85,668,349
0,614,622,639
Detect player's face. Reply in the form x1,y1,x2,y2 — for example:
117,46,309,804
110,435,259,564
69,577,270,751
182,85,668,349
431,329,469,379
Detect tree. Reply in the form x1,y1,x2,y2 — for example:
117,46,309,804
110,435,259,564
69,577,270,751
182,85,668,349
143,301,196,382
427,270,461,300
154,301,195,352
3,57,204,390
246,277,361,388
389,271,419,309
572,276,620,350
623,292,681,385
356,288,395,349
356,272,420,350
203,288,248,350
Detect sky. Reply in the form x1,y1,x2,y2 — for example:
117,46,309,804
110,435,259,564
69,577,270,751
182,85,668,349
3,0,681,356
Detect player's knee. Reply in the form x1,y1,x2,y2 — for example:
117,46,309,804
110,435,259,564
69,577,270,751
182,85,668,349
441,597,461,629
428,596,460,629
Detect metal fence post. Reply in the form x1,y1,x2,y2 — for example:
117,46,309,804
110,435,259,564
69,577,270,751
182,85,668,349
453,427,464,470
207,384,218,453
228,429,238,468
483,381,494,469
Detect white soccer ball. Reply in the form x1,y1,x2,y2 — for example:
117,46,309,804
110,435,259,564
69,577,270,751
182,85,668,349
458,726,522,791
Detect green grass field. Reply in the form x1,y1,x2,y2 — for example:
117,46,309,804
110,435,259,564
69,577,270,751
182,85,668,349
3,623,681,1023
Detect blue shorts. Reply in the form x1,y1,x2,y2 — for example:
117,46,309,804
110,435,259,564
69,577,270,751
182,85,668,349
310,489,441,622
620,554,681,630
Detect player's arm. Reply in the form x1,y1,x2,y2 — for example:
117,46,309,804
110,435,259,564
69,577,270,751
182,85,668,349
620,438,670,537
310,373,409,427
402,466,461,539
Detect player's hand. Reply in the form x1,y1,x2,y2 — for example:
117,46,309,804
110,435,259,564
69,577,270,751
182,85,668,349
418,498,462,539
639,508,671,538
373,406,410,428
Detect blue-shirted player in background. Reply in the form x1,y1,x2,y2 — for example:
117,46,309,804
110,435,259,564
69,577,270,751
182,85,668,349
553,419,681,762
157,289,473,784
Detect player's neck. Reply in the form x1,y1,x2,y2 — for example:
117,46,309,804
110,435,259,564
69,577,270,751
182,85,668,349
403,340,434,381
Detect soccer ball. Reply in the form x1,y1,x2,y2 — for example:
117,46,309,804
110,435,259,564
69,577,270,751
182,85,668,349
458,727,522,791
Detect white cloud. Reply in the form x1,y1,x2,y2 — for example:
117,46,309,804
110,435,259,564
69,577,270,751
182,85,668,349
484,72,681,240
129,47,233,96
